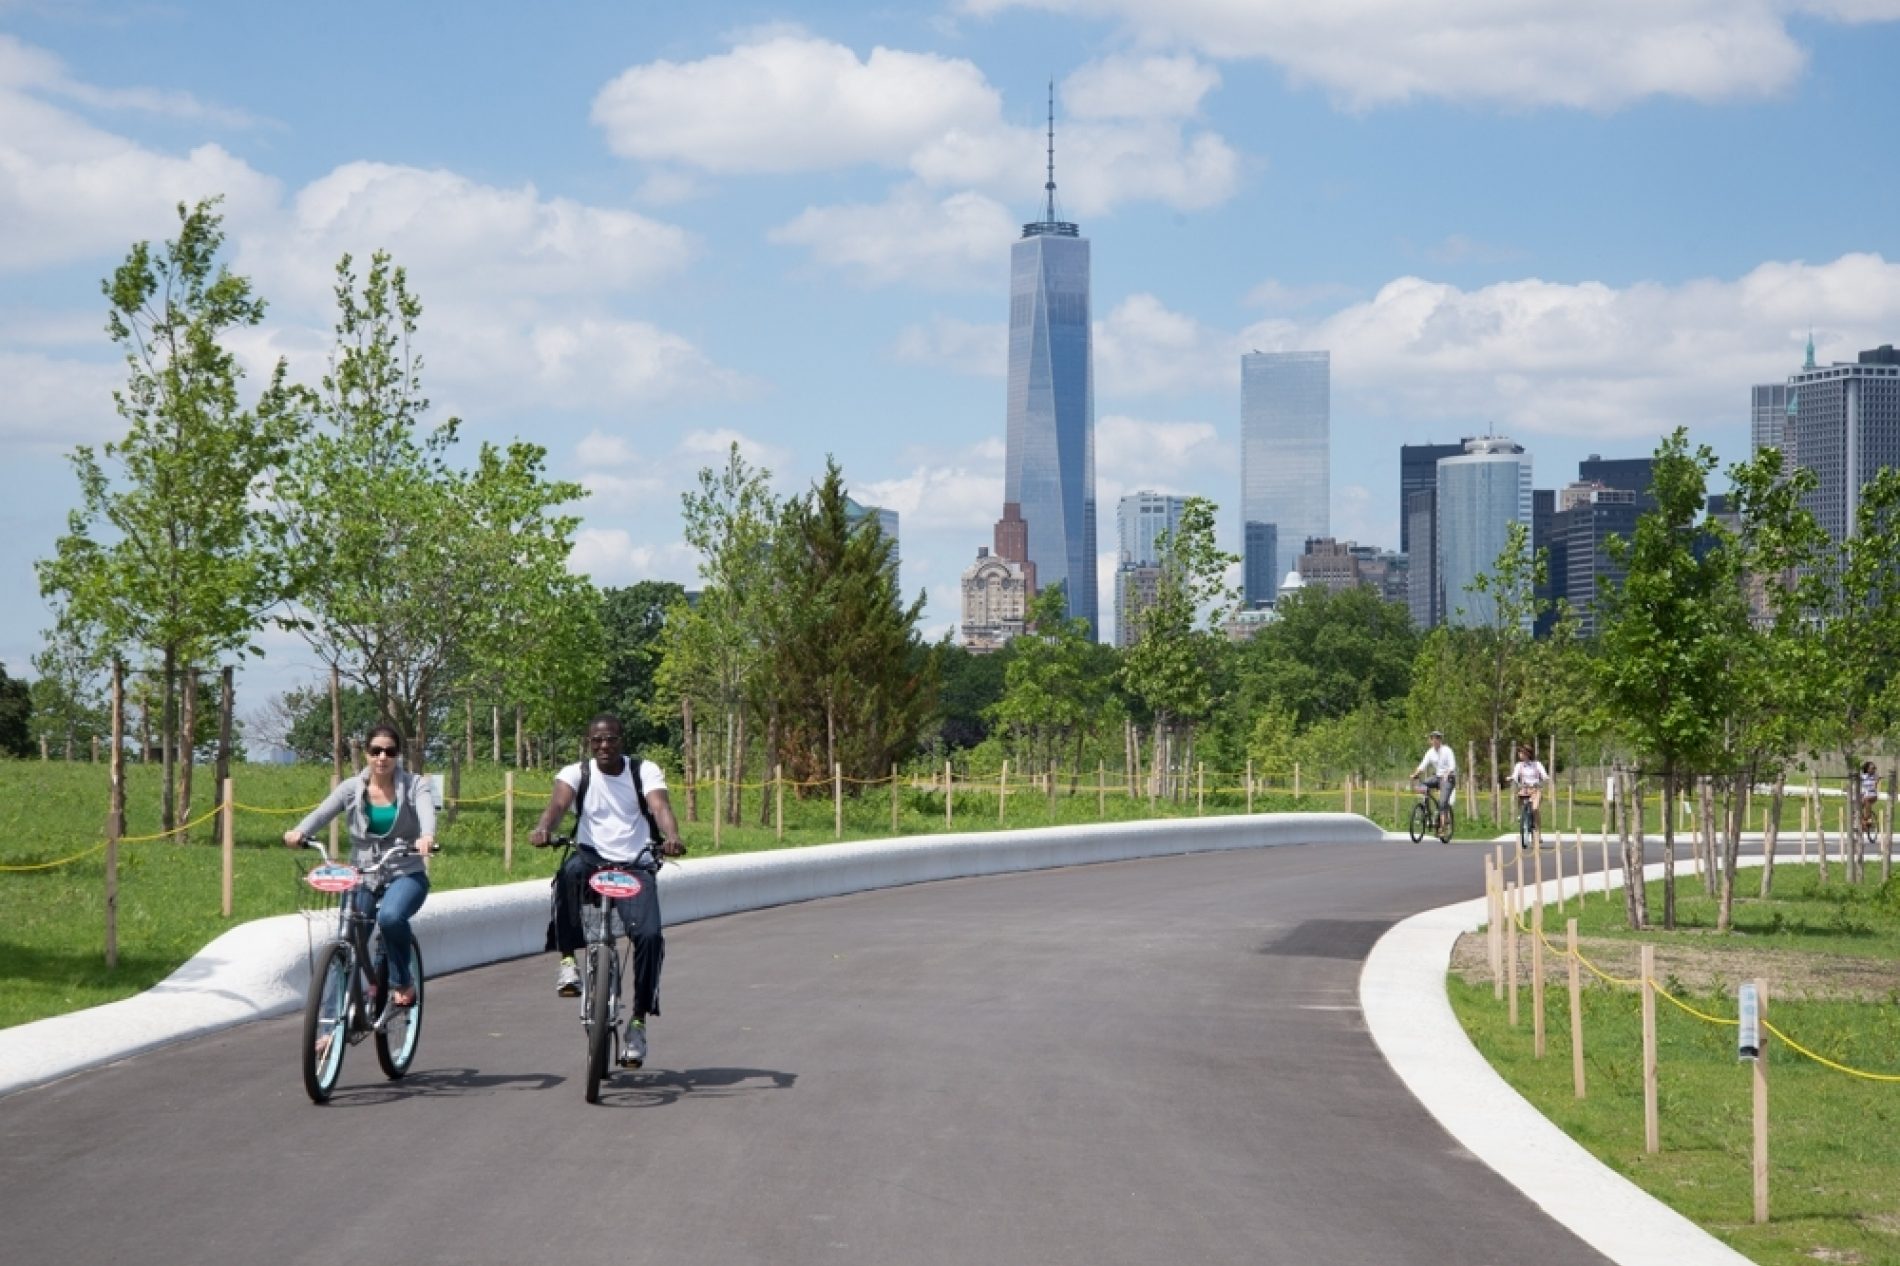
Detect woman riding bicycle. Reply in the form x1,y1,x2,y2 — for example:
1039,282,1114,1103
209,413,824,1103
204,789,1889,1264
1859,760,1881,837
1508,742,1551,849
284,723,436,1007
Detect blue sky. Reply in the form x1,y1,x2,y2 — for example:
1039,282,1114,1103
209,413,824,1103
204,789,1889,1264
3,0,1898,726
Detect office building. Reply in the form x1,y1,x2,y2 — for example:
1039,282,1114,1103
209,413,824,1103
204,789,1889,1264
1787,343,1900,545
960,547,1030,653
1752,383,1790,467
843,495,900,585
1406,488,1438,629
1399,442,1467,556
1437,437,1534,630
1241,350,1330,601
1551,481,1639,637
1003,101,1097,638
1115,491,1186,647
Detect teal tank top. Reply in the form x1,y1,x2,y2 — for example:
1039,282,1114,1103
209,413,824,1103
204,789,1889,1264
366,800,398,836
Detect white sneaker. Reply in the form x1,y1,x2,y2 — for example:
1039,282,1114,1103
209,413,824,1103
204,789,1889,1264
619,1018,647,1068
555,957,580,997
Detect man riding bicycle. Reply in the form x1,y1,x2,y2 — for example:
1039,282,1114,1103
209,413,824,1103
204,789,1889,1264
530,713,685,1068
1411,731,1458,830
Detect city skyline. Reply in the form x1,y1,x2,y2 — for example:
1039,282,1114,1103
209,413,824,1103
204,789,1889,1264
1,5,1897,706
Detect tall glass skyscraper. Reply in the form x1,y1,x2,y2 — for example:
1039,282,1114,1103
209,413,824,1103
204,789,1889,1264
1004,105,1097,639
1436,437,1534,630
1787,344,1900,545
1241,350,1330,597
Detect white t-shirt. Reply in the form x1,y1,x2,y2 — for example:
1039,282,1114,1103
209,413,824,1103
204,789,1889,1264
1418,744,1457,777
556,757,669,864
1510,760,1550,792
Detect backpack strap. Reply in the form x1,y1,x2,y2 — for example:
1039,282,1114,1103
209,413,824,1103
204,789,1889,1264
571,756,664,863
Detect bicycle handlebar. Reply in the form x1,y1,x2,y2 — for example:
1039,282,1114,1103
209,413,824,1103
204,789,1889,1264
295,835,436,870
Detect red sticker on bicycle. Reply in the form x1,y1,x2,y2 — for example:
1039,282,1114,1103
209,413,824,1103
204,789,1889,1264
588,870,643,899
305,863,361,894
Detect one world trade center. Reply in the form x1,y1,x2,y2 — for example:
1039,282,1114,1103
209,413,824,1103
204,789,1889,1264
1003,93,1097,640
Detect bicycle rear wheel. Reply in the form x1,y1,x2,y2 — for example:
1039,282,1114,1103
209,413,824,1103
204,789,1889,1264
302,942,351,1103
1437,804,1456,844
1408,801,1428,844
584,943,612,1104
375,942,424,1079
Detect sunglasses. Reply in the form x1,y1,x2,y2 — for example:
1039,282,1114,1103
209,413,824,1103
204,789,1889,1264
367,744,399,757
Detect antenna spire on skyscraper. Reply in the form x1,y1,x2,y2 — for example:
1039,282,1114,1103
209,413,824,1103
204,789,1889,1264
1045,79,1057,224
1022,79,1078,239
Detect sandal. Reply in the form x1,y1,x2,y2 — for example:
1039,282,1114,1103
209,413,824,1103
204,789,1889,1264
390,987,416,1008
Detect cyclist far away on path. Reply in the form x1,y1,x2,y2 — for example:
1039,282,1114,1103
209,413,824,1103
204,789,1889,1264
1411,730,1458,821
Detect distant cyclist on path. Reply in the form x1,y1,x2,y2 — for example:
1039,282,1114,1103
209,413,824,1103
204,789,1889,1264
1411,731,1458,832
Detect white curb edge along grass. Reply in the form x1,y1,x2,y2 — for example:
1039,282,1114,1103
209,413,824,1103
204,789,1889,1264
1361,856,1761,1266
0,811,1381,1098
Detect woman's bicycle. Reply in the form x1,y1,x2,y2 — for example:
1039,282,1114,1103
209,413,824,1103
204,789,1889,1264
296,836,431,1104
1409,781,1456,843
1517,792,1539,852
547,836,673,1104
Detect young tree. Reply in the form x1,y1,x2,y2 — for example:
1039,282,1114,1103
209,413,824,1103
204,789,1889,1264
768,459,936,786
274,253,590,753
30,606,107,760
1594,429,1734,929
37,199,299,828
1464,520,1548,824
1121,497,1238,799
988,585,1110,777
0,663,32,758
1724,449,1828,914
601,580,688,753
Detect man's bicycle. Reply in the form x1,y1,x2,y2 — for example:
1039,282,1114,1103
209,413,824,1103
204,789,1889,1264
546,836,673,1104
1409,781,1455,843
296,837,431,1104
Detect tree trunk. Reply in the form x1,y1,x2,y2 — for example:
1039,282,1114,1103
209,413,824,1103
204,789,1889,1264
1760,774,1784,898
1717,768,1745,932
215,666,233,793
1661,769,1677,931
1710,775,1725,893
1621,767,1649,930
681,696,698,823
1488,735,1499,832
160,649,177,834
178,665,197,843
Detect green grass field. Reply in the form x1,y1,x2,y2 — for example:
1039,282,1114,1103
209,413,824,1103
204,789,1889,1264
1454,866,1900,1266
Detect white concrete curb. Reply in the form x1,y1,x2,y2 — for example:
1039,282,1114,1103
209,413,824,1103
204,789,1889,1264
1360,859,1758,1266
0,811,1381,1098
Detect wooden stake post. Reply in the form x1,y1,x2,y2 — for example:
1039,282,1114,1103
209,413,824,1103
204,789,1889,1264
1642,943,1660,1153
503,771,515,871
1567,917,1585,1098
1750,979,1770,1224
105,660,124,969
1531,902,1547,1057
220,775,235,918
775,765,784,841
834,763,843,838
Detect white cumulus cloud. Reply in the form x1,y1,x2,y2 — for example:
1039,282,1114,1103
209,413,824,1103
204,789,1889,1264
955,0,1895,111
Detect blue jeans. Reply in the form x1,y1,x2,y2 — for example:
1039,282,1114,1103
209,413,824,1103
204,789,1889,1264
355,872,429,989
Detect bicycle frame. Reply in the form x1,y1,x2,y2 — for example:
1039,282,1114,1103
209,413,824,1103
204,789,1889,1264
305,844,415,1033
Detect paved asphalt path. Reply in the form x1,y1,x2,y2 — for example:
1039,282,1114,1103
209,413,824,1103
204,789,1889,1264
0,841,1618,1266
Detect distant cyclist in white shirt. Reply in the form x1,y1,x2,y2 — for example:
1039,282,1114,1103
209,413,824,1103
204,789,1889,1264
1412,731,1458,828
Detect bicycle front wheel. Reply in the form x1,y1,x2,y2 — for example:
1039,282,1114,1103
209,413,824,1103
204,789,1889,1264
584,943,613,1104
375,942,424,1080
302,942,352,1104
1408,801,1428,844
1437,804,1456,844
